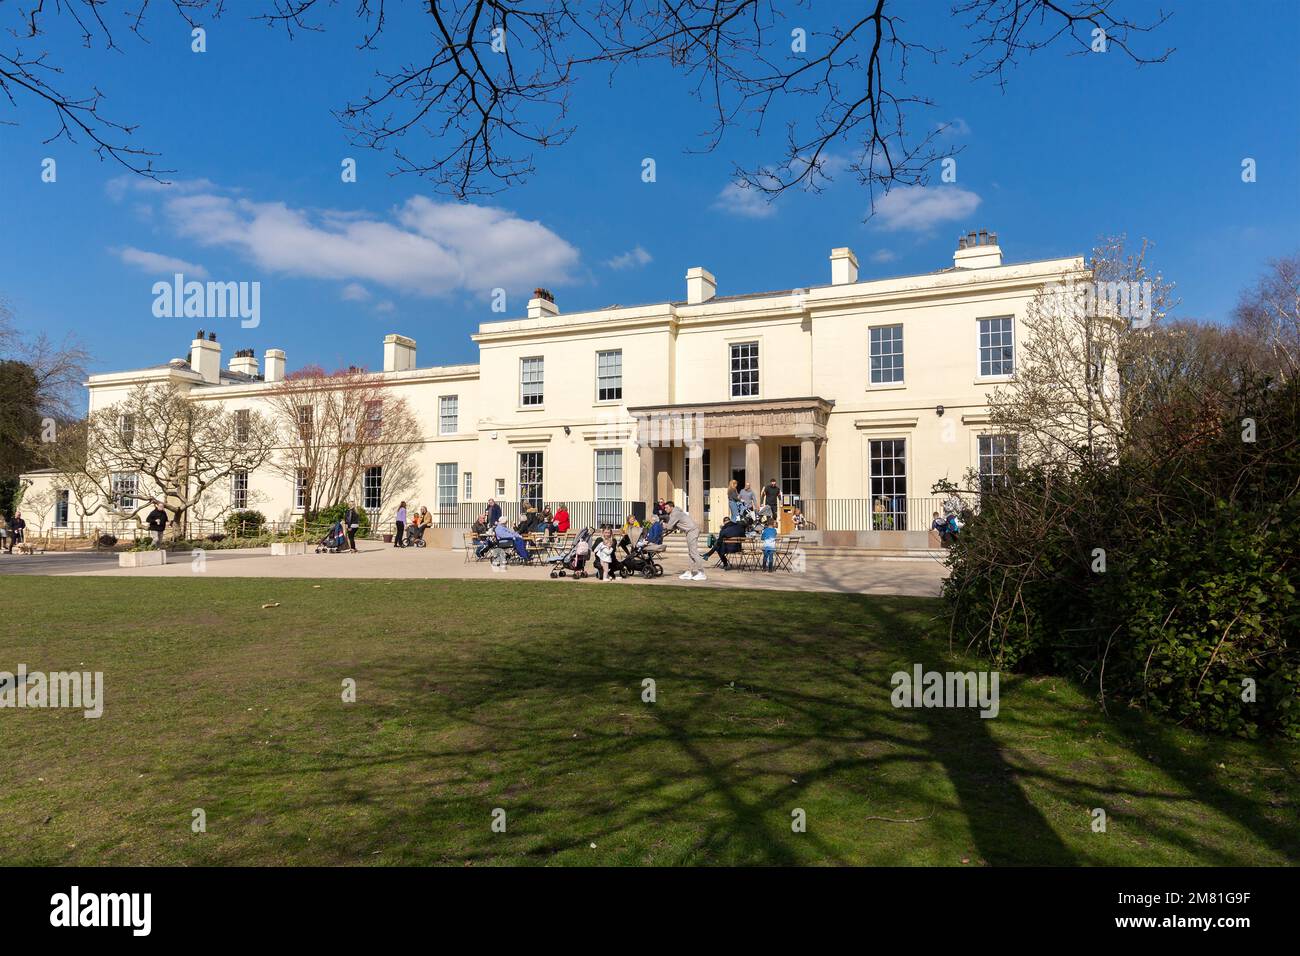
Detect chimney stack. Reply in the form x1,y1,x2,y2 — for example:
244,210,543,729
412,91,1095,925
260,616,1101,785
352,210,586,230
190,331,221,384
383,334,417,373
264,348,286,383
954,229,1003,269
829,247,859,285
229,348,259,378
685,267,716,305
527,288,559,319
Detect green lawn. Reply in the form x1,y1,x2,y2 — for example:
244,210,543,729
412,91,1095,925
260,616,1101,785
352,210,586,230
2,578,1295,866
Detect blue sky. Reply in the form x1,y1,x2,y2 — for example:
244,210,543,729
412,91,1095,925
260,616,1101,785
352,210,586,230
1,1,1296,377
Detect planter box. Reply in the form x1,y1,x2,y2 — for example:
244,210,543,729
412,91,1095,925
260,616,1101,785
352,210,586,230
118,550,168,568
270,542,308,556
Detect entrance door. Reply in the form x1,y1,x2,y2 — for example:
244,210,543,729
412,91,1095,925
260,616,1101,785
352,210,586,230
729,446,745,489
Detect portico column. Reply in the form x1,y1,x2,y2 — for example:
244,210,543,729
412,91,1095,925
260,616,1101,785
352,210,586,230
638,442,655,517
800,437,818,507
687,438,705,527
743,436,761,491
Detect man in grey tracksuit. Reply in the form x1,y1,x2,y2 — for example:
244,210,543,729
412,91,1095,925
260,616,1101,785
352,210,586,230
660,501,706,581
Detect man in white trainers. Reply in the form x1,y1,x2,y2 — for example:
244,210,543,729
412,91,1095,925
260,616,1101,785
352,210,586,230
659,501,706,581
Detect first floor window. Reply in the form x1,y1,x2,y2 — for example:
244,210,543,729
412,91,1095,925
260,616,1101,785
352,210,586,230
232,469,248,509
364,400,384,441
869,439,907,530
55,490,69,528
870,324,905,384
520,356,544,407
111,472,138,512
437,463,459,510
594,449,623,526
297,405,313,442
518,452,544,510
780,445,801,498
119,414,136,448
729,341,759,397
978,317,1015,376
596,349,623,402
439,395,459,434
234,409,250,444
294,469,310,510
978,435,1019,491
463,471,473,501
363,466,383,512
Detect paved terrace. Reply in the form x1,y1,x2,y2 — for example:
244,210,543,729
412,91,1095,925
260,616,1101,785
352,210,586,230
0,541,948,597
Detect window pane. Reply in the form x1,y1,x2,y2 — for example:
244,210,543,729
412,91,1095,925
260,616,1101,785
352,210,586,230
520,357,544,406
869,325,904,384
729,341,759,397
463,472,473,500
978,434,1019,491
437,463,459,509
363,466,383,512
439,395,459,434
979,317,1014,376
868,439,907,530
597,350,623,402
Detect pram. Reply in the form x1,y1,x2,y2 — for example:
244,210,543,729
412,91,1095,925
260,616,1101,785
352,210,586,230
618,532,665,577
548,527,593,578
406,523,427,548
315,522,345,554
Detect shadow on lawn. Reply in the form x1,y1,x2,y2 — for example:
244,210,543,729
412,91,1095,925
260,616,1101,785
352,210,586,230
158,588,1294,866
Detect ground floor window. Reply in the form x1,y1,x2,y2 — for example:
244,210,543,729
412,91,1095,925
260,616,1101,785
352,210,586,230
437,463,459,510
232,469,248,510
463,471,473,501
594,449,622,526
495,478,506,498
518,452,543,510
978,434,1019,491
294,469,310,511
55,490,69,528
363,466,383,513
780,445,801,498
869,439,907,530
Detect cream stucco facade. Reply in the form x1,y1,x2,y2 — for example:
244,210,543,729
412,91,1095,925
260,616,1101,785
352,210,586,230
22,233,1089,537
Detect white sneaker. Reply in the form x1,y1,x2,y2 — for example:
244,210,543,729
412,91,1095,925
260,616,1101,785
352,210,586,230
691,571,707,581
678,570,693,580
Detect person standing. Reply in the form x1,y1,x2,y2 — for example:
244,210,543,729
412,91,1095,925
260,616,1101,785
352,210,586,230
394,501,407,548
660,501,706,581
726,479,740,520
343,503,360,553
762,479,781,524
487,497,502,526
145,500,168,548
9,511,26,553
739,482,757,515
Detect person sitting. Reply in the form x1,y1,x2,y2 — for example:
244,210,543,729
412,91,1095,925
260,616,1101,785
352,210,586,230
472,512,490,535
515,508,536,536
554,504,571,535
621,514,642,547
539,506,556,540
791,507,806,530
703,517,746,570
493,517,530,561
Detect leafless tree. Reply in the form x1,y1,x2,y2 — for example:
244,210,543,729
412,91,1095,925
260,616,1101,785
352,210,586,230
4,1,1172,205
1232,253,1300,383
38,382,278,536
265,366,421,520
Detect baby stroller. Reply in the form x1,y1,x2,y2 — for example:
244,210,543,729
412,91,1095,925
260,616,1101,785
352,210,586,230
619,532,665,578
406,523,427,548
315,522,345,554
549,527,593,578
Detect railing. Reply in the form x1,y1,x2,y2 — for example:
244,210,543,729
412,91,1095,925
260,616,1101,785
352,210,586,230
420,500,639,530
790,497,959,532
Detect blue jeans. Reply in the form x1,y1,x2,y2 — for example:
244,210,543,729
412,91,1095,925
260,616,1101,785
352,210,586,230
762,547,775,569
729,501,741,520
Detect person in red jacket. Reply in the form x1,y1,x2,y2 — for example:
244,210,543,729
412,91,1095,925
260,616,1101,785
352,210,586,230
554,504,571,534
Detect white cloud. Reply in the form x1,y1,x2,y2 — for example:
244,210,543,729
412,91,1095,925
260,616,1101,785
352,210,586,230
606,246,653,270
136,188,580,296
935,118,971,138
869,250,898,264
114,246,209,279
712,182,777,219
874,186,982,232
373,300,396,314
341,283,371,302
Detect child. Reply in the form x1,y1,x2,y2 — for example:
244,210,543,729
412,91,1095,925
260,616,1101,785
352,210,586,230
761,523,778,571
593,528,617,581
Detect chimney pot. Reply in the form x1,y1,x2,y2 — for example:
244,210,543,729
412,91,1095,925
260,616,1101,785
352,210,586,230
264,348,286,383
954,229,1004,269
829,247,859,285
383,334,417,372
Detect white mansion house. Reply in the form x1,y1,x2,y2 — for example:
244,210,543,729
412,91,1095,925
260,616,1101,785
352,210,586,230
24,232,1088,546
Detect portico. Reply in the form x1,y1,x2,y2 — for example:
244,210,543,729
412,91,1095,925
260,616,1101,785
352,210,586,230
629,397,832,527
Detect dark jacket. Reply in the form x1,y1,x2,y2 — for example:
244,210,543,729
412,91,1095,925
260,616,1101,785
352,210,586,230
763,484,780,510
344,508,359,529
146,508,168,532
487,502,502,525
